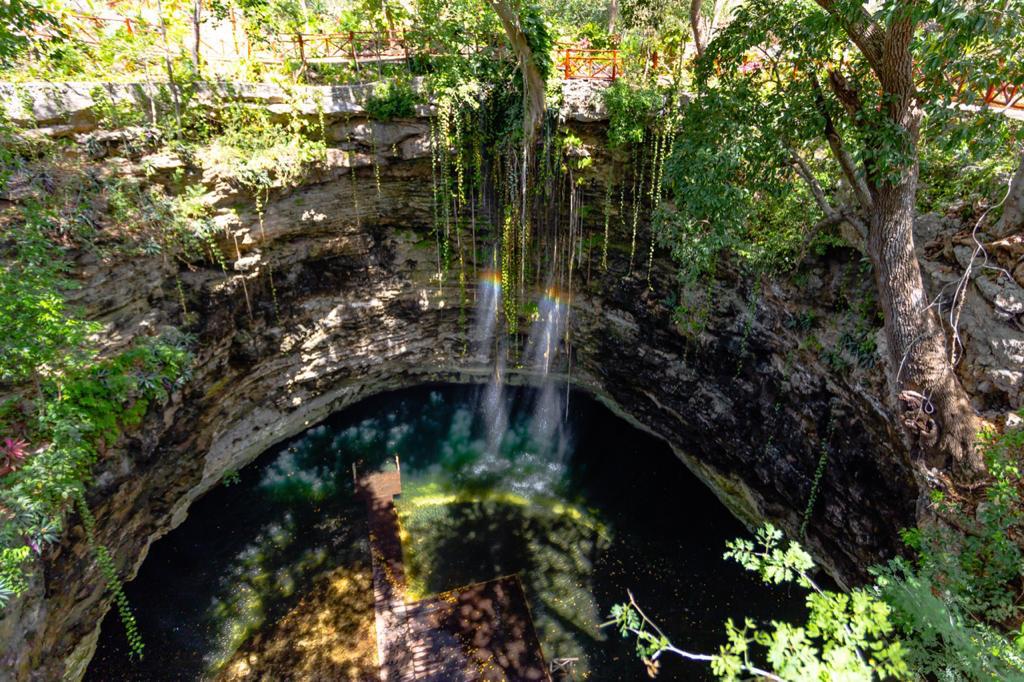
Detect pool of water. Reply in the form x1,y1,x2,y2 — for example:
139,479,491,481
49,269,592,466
87,384,805,681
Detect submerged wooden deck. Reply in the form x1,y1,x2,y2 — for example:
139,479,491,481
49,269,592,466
356,462,551,681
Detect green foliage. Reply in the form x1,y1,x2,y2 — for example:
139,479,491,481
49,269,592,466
799,411,834,539
0,186,194,625
612,524,908,681
75,489,144,658
2,15,189,84
613,421,1024,681
203,99,327,192
0,203,99,383
364,80,419,121
603,80,661,149
917,136,1020,220
518,1,553,82
89,86,147,129
653,0,1022,289
656,57,823,281
872,415,1024,679
0,0,55,67
0,331,193,605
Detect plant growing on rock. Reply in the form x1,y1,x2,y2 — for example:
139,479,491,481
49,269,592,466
0,195,194,650
656,0,1024,486
617,420,1024,680
365,80,420,120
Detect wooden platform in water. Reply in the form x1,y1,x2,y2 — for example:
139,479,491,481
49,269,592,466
356,462,551,681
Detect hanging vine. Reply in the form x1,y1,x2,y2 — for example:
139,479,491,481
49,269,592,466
800,409,836,539
628,139,643,274
646,129,661,287
75,488,144,659
602,170,612,271
501,202,518,336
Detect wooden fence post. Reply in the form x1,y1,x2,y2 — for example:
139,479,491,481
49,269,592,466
350,31,361,76
374,33,383,79
296,33,306,80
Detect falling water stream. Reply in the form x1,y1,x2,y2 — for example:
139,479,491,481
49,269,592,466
87,383,805,681
88,274,804,681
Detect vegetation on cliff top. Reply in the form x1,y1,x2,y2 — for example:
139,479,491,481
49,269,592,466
1,0,1023,679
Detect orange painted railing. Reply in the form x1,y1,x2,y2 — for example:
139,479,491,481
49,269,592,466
560,48,623,80
740,55,1024,114
257,30,506,64
25,9,169,57
978,82,1023,111
262,31,409,63
59,10,161,44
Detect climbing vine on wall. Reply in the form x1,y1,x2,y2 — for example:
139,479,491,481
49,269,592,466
800,409,835,539
75,489,144,658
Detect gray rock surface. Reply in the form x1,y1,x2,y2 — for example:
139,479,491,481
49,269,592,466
0,91,1018,682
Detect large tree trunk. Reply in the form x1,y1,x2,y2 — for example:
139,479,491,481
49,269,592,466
607,0,619,34
994,147,1024,238
865,12,984,482
487,0,546,143
867,153,983,480
811,0,985,483
690,0,706,57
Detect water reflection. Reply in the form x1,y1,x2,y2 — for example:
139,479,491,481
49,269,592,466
88,386,805,681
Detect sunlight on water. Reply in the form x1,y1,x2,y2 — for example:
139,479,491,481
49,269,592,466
88,386,805,682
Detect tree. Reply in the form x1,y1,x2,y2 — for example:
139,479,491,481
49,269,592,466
660,0,1024,484
611,525,909,680
486,0,548,143
0,0,55,67
191,0,202,67
995,148,1024,238
816,0,983,478
690,0,706,56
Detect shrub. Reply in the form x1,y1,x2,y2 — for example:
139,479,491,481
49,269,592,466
364,80,419,121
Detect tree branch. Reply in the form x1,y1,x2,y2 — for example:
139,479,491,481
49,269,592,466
811,0,885,73
791,151,835,217
827,69,865,123
486,0,546,142
622,592,789,682
810,73,873,210
791,150,868,250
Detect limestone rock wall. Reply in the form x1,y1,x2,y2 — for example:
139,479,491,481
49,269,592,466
0,81,1018,681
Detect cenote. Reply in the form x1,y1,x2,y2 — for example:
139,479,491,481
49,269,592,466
88,384,805,681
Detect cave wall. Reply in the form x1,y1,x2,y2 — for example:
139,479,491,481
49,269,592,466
0,80,1018,681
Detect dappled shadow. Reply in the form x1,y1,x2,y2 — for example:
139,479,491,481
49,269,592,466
216,565,377,681
89,385,808,682
403,576,550,681
398,497,609,674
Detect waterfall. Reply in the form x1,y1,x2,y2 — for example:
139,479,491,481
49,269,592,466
471,272,570,459
524,286,568,458
472,269,501,363
481,349,508,454
472,269,509,453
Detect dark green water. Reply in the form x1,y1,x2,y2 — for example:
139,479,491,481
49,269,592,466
87,384,805,680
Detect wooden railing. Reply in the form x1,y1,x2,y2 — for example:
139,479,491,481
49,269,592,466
252,30,505,71
975,82,1023,112
740,56,1024,115
559,48,624,80
27,10,162,46
260,31,411,64
19,16,1024,106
